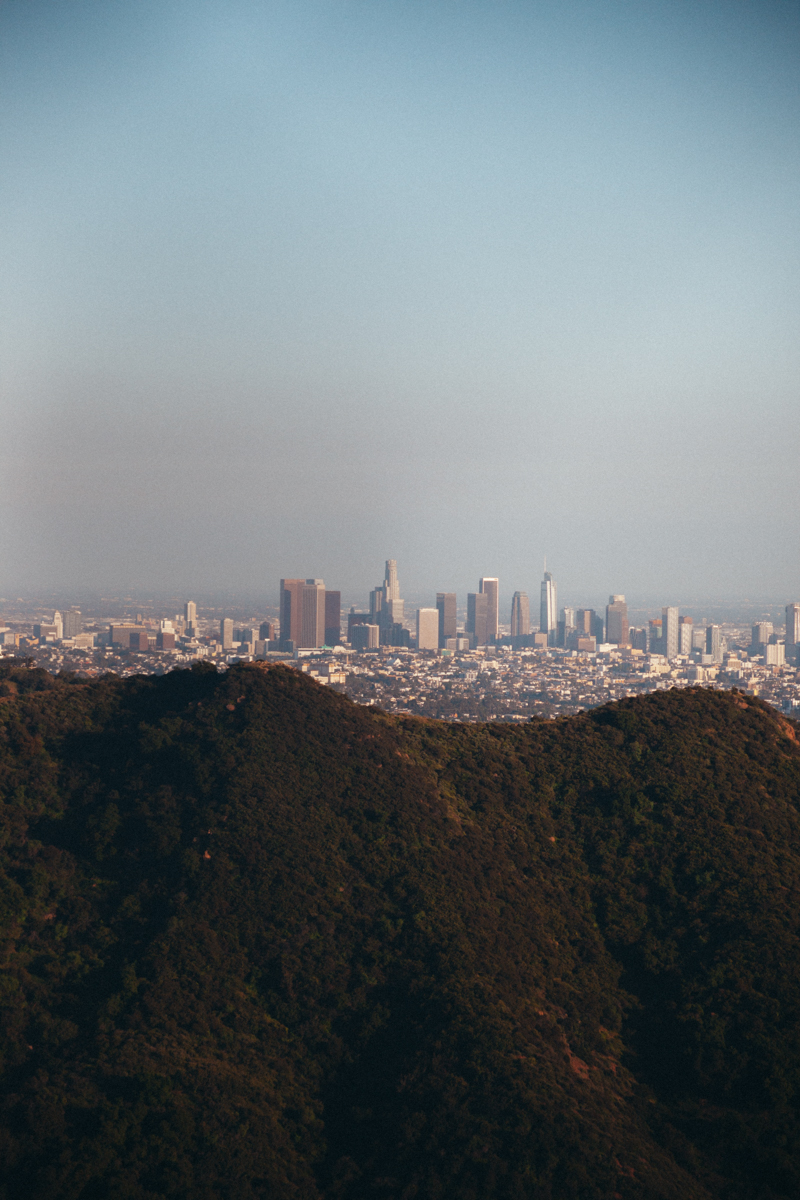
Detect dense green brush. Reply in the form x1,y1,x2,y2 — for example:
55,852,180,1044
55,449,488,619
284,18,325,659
0,660,799,1199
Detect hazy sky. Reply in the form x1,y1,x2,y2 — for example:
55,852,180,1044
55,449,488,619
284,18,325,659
1,0,798,606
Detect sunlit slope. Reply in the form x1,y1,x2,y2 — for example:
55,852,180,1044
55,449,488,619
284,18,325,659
1,661,799,1199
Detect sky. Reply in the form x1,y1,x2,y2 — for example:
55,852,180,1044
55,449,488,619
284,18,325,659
1,0,798,609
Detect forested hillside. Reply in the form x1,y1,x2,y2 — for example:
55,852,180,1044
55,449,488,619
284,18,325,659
1,660,800,1199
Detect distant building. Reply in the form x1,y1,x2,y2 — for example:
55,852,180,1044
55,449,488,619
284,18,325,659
436,593,457,649
416,608,439,651
324,590,341,646
679,615,693,656
705,625,723,663
480,578,499,643
157,630,176,650
109,624,149,649
301,579,326,648
629,627,648,651
351,623,380,651
648,619,663,653
576,609,604,642
280,579,304,647
259,620,277,642
766,642,786,666
751,622,774,648
662,607,679,660
605,595,629,646
510,592,530,638
786,604,800,645
220,618,234,650
63,608,82,638
466,592,489,647
347,610,371,642
540,571,557,645
787,603,800,663
557,607,575,648
184,600,197,637
371,559,404,645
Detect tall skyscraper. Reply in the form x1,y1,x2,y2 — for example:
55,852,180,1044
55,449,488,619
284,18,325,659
605,595,629,646
558,607,575,648
480,577,499,643
540,570,557,645
220,618,233,650
786,604,800,663
373,558,404,644
510,592,530,638
324,591,341,646
280,579,304,647
384,559,400,601
679,615,693,656
466,592,489,647
662,606,679,660
184,600,197,636
706,625,723,663
416,608,439,651
300,579,326,648
63,608,82,638
436,593,457,648
752,622,774,648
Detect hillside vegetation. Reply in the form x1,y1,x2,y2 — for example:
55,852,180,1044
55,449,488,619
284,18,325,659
1,661,800,1199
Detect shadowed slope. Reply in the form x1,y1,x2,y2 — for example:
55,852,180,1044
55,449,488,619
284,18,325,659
0,662,799,1198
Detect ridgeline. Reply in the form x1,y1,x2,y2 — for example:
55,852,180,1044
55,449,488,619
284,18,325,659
1,661,800,1199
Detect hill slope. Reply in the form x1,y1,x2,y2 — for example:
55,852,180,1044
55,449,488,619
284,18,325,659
1,661,800,1199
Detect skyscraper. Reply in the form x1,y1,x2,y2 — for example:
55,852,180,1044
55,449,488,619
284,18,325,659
480,577,499,643
280,579,304,647
751,622,773,649
300,579,326,648
540,571,557,645
679,616,693,656
184,600,197,637
220,618,233,650
605,595,629,646
324,591,341,646
510,592,530,638
558,607,575,648
384,559,400,601
416,608,439,651
706,625,723,663
436,593,457,649
374,559,404,644
662,607,679,660
466,592,489,647
63,608,82,638
786,603,800,663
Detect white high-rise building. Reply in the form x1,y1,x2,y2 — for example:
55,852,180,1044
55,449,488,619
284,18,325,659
540,570,557,645
220,618,233,650
785,604,800,652
416,608,439,651
184,600,198,636
52,611,63,639
662,607,679,660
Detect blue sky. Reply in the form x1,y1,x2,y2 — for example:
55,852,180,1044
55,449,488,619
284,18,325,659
1,0,798,606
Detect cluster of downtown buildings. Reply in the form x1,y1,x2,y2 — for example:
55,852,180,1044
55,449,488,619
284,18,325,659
4,559,799,721
5,559,800,668
273,560,800,667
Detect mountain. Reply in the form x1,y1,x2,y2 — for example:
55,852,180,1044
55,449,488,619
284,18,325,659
1,660,800,1199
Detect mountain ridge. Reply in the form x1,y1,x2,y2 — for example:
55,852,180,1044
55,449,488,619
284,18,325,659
1,661,799,1199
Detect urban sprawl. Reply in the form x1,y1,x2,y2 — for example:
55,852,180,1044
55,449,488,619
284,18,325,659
4,560,800,720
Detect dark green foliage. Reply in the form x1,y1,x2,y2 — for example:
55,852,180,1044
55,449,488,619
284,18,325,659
1,663,799,1198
